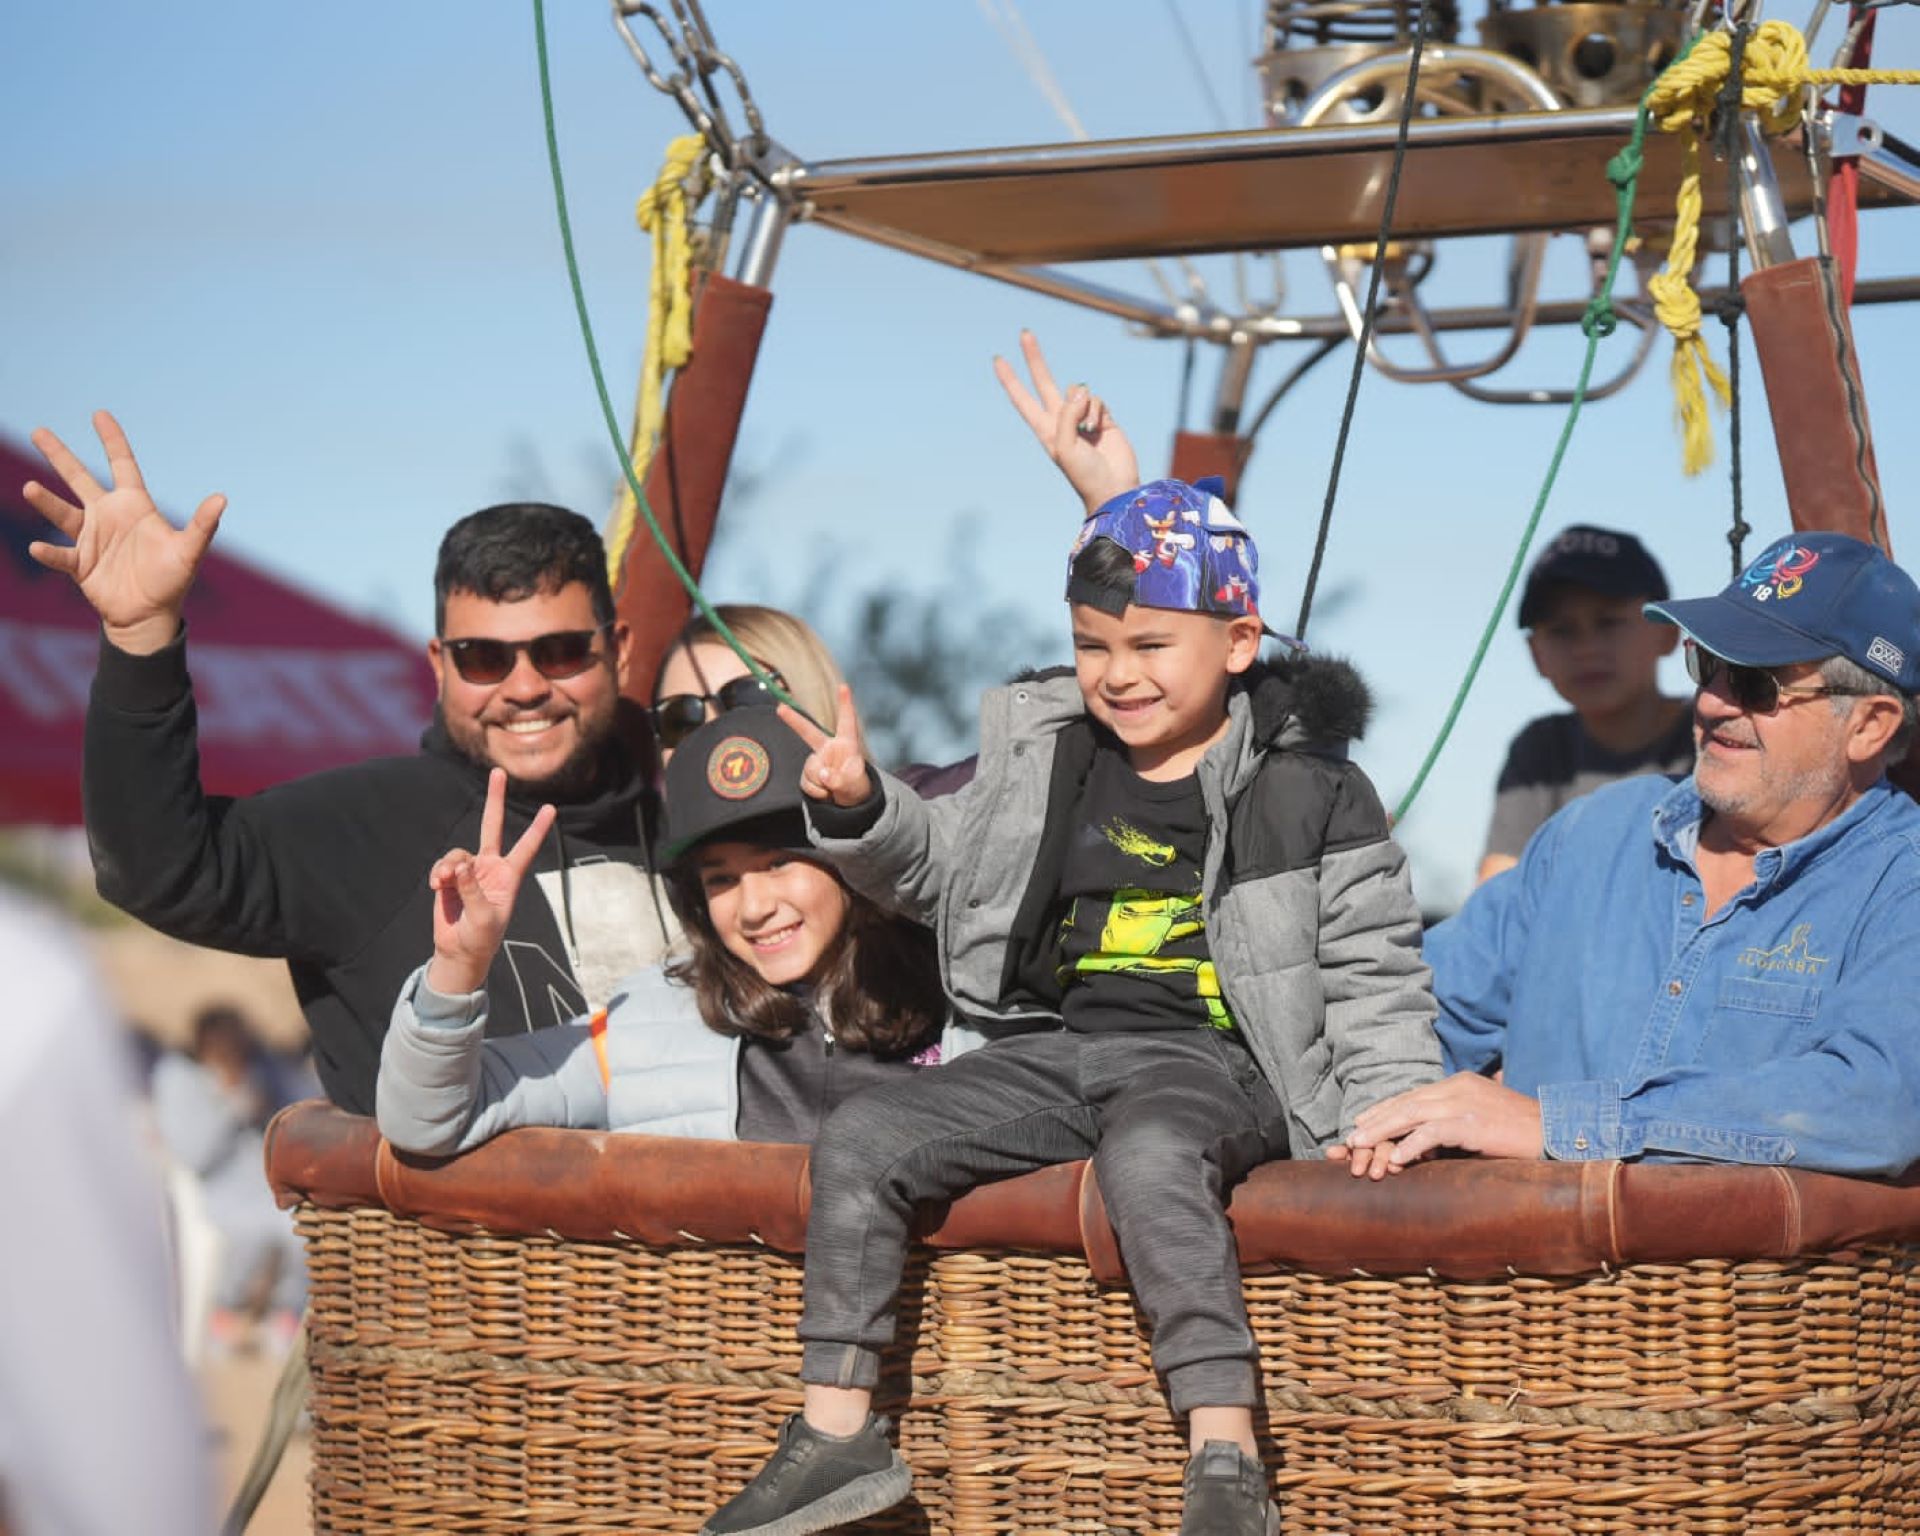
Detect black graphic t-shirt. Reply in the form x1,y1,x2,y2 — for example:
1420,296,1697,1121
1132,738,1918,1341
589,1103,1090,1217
1054,746,1236,1034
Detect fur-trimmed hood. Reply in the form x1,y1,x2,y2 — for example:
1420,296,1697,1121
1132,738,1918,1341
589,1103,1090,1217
1239,650,1374,752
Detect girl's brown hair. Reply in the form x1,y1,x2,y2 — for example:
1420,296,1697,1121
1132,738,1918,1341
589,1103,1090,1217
664,855,944,1058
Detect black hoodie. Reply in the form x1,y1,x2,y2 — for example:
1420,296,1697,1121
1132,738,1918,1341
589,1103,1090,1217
84,633,673,1114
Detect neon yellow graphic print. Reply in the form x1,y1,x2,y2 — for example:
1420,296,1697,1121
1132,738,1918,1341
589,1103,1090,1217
1102,820,1176,868
1057,818,1235,1028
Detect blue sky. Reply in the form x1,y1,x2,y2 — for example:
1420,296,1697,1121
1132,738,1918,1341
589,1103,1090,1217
6,0,1919,908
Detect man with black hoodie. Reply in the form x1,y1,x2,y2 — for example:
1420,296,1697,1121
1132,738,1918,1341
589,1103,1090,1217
24,411,674,1114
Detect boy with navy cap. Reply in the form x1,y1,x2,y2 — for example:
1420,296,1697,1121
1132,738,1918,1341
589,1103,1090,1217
1342,531,1920,1189
1479,524,1692,884
700,467,1437,1536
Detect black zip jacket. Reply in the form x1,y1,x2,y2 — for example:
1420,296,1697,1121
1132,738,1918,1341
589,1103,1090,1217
84,632,672,1114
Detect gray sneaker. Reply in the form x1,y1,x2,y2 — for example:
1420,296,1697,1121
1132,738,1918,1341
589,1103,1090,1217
701,1413,911,1536
1179,1440,1280,1536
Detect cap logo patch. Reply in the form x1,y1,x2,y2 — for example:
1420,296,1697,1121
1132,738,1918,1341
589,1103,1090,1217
707,736,771,800
1742,543,1819,602
1869,636,1906,673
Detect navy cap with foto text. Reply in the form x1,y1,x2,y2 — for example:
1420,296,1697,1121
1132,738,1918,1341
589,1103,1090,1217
1645,532,1920,693
1517,524,1669,628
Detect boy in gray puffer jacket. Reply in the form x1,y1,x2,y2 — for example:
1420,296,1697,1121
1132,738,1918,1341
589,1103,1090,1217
702,455,1439,1536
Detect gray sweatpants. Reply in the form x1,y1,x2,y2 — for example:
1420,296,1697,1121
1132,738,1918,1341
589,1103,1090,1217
798,1028,1285,1412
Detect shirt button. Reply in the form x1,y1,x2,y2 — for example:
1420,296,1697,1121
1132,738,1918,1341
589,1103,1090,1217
1012,743,1027,757
968,898,982,909
1574,1137,1590,1151
1668,980,1683,996
1682,893,1697,907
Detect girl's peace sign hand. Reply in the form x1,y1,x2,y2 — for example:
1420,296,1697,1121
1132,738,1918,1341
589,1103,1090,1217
779,685,873,808
424,769,557,997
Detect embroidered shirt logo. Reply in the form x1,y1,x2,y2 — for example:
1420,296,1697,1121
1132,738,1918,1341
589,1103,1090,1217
1737,923,1830,976
1741,544,1820,603
707,736,771,800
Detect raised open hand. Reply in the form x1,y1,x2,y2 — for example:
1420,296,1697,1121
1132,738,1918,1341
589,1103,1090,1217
778,685,873,808
993,329,1141,515
23,411,226,656
424,769,558,997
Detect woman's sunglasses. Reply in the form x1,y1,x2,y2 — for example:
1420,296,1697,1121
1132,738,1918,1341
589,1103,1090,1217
652,670,787,749
1683,640,1868,716
441,626,611,686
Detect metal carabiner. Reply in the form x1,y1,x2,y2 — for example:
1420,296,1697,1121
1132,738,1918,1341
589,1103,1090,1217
610,0,738,168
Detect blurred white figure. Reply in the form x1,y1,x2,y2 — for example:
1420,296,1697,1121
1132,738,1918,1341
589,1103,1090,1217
162,1156,225,1366
0,888,214,1536
152,1004,307,1354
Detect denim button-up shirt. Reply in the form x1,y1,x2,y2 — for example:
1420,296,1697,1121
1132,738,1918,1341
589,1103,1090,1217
1428,774,1920,1176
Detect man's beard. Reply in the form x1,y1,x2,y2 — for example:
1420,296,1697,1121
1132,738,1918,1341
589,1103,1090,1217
443,707,619,802
1694,748,1845,820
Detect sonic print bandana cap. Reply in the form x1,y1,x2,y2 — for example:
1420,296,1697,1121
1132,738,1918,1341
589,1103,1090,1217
1645,532,1920,692
1066,477,1291,640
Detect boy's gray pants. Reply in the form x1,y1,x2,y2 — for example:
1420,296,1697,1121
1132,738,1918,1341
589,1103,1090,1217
798,1028,1286,1412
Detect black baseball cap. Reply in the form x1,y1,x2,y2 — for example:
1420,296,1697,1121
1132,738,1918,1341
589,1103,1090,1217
1517,524,1670,628
660,707,814,863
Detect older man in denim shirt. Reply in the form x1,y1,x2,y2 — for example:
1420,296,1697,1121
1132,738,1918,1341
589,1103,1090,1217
1340,532,1920,1180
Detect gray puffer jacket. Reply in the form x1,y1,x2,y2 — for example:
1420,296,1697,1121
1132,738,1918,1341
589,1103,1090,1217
809,656,1440,1156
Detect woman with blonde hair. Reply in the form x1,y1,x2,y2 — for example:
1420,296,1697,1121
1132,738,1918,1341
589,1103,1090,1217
651,604,846,760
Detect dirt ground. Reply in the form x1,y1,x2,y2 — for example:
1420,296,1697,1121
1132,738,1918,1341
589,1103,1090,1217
203,1347,313,1535
92,922,310,1052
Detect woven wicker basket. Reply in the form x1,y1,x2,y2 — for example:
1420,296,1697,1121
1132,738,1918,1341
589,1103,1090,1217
270,1104,1920,1534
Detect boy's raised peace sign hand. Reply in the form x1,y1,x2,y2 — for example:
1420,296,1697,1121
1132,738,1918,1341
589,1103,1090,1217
424,769,557,997
993,329,1141,516
779,686,874,809
23,411,227,656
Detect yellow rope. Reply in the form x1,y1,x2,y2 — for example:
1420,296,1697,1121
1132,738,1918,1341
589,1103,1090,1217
604,134,706,585
1644,22,1920,474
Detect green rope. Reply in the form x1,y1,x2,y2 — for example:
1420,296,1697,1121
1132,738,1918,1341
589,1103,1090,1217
1392,42,1695,823
531,0,795,711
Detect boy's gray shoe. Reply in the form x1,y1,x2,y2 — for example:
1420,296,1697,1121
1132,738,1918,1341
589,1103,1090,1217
700,1413,911,1536
1179,1440,1280,1536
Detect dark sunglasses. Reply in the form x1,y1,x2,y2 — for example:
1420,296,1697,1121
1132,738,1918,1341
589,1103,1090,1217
1683,640,1869,716
652,670,787,749
441,626,612,686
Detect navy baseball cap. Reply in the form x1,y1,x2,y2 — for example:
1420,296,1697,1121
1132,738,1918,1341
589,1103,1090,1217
1517,524,1669,628
660,707,814,863
1645,532,1920,692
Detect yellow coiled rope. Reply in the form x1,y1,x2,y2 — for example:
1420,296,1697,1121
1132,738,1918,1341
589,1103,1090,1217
604,133,705,584
1644,21,1920,474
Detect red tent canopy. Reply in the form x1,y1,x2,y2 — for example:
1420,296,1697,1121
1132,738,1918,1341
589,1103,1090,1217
1,434,439,826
